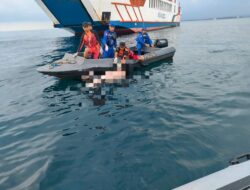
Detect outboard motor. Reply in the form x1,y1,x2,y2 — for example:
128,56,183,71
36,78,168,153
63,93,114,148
154,39,168,48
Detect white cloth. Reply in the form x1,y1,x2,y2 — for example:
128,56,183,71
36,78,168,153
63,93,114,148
113,57,118,63
105,45,109,51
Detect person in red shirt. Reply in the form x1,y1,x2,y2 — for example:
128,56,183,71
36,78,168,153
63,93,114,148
77,22,101,59
114,42,144,64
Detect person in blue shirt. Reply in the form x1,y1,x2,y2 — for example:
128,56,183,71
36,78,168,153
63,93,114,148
102,23,117,58
136,28,153,55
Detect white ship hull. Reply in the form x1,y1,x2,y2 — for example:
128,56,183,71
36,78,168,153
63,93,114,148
36,0,181,35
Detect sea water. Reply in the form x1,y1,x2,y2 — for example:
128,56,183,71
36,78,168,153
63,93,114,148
0,18,250,190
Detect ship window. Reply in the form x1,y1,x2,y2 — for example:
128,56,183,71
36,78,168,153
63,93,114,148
149,0,173,12
102,12,111,22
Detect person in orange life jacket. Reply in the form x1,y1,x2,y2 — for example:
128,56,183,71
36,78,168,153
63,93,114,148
102,23,117,58
77,22,101,59
114,42,144,64
136,27,153,55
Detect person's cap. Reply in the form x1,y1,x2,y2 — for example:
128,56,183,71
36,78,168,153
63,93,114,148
82,22,92,28
109,23,115,27
142,27,147,31
119,42,126,47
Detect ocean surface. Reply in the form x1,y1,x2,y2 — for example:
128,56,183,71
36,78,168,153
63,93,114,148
0,18,250,190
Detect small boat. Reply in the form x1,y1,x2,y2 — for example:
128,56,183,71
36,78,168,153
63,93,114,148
37,39,175,79
174,153,250,190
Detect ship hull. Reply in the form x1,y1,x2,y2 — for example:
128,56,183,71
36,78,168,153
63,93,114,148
36,0,181,35
55,21,180,35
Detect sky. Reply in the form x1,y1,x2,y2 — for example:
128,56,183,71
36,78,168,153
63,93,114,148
0,0,250,30
181,0,250,20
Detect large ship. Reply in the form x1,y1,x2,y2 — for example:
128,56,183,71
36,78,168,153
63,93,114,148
35,0,181,35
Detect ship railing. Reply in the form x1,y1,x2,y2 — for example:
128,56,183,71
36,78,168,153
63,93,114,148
111,2,144,22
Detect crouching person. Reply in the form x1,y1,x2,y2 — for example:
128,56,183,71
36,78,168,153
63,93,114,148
77,22,101,59
136,28,153,55
114,42,144,64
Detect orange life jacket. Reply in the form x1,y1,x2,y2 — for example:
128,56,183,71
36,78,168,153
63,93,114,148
78,31,100,52
84,32,99,48
116,47,131,58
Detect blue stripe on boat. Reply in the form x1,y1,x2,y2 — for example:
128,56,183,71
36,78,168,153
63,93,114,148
54,21,180,34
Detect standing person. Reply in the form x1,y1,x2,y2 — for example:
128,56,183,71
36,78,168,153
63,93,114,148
136,28,153,55
77,22,100,59
102,23,117,58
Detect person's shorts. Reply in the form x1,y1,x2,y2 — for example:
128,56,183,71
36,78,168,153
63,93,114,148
87,46,100,59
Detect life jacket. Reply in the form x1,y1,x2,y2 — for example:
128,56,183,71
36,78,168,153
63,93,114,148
136,32,152,47
78,31,100,52
143,33,148,40
83,31,99,48
143,33,152,45
116,47,131,58
105,30,117,47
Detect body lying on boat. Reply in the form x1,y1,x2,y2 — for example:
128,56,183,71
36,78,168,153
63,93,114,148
37,40,175,80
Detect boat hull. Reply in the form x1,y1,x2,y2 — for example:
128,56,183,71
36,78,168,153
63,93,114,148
37,47,176,79
174,160,250,190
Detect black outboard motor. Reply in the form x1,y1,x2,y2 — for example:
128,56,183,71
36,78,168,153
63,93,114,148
154,39,168,48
